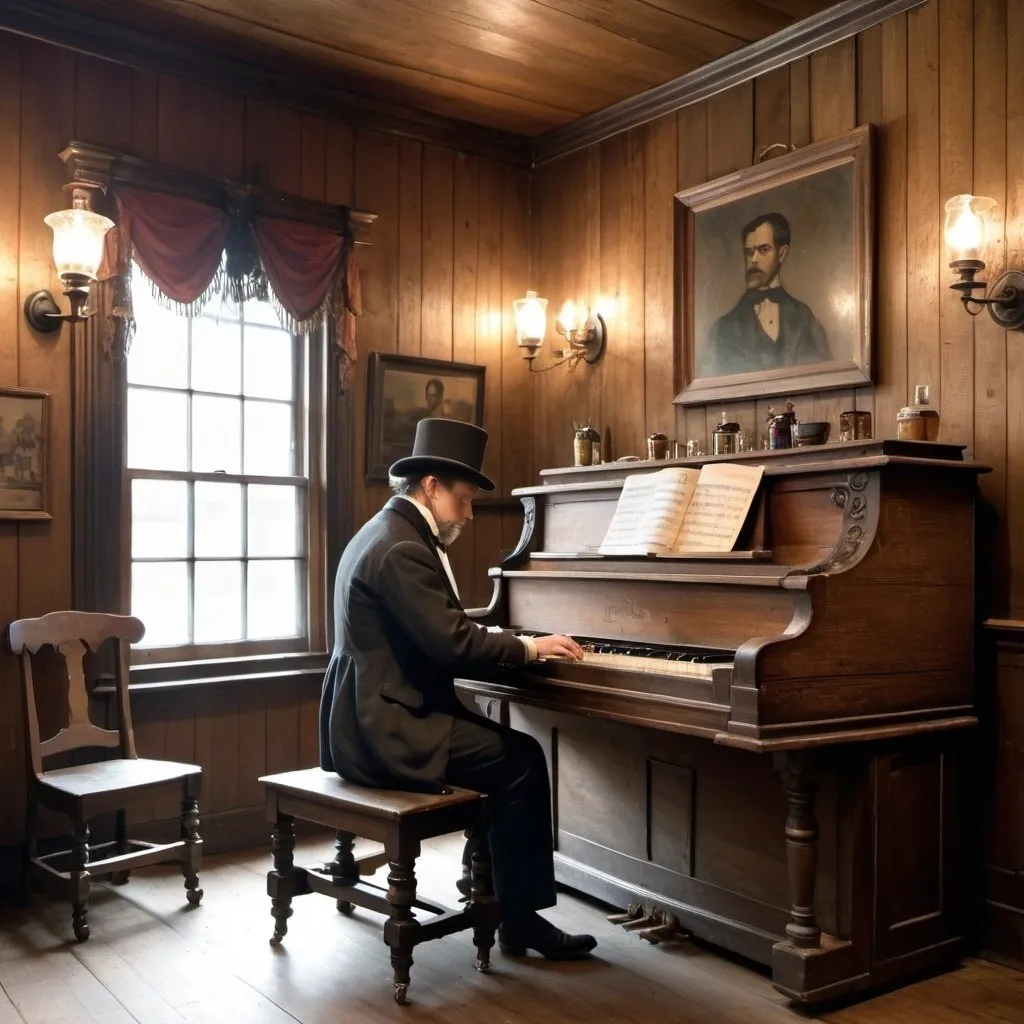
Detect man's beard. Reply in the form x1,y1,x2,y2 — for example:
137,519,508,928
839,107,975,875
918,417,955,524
438,521,463,546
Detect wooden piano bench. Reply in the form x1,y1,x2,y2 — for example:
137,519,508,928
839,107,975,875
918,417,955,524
258,768,500,1005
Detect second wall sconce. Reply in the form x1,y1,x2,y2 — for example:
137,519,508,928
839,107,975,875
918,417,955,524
512,291,607,371
24,184,114,333
944,193,1024,330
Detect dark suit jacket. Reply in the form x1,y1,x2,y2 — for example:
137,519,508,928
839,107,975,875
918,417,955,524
318,496,526,792
702,290,831,377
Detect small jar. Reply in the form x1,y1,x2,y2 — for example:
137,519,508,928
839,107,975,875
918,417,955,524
647,432,670,460
712,417,741,455
896,406,926,441
839,410,872,441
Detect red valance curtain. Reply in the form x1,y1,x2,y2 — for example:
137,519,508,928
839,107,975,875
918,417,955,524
98,186,362,392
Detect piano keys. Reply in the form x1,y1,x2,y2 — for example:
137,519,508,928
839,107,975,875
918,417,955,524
458,439,986,1004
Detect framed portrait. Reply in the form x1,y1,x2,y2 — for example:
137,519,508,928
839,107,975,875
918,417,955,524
365,353,486,483
0,386,50,520
674,124,874,406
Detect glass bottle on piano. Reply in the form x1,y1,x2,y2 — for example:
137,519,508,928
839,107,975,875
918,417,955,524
767,400,797,449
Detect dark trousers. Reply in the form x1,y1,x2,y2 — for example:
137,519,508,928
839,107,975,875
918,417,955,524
444,711,557,914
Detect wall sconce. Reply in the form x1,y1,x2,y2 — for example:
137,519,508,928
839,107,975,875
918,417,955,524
23,185,114,333
511,291,607,371
944,193,1024,330
553,300,606,367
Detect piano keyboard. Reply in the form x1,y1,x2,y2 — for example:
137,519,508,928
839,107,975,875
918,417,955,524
536,639,734,680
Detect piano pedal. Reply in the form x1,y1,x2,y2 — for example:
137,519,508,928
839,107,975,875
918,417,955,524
638,911,688,945
621,911,658,931
606,903,643,925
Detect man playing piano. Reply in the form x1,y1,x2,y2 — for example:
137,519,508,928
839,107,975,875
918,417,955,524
319,417,597,961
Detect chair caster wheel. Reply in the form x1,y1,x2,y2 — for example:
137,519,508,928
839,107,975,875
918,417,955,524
474,958,491,973
336,899,354,914
394,983,409,1005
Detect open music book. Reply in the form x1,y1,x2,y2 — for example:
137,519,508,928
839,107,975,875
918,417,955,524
598,463,765,556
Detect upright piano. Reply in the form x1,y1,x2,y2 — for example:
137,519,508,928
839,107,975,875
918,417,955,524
459,439,987,1003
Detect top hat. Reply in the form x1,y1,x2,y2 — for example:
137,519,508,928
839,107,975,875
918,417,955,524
389,418,495,491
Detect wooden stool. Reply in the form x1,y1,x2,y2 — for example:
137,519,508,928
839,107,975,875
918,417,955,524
258,768,500,1004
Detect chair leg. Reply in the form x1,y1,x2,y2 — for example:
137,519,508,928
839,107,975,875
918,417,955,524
180,792,203,907
470,840,499,973
269,812,295,945
71,818,91,943
21,795,37,907
384,841,420,1006
328,829,357,915
110,809,130,886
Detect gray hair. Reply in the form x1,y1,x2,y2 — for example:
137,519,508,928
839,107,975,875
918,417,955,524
389,472,461,496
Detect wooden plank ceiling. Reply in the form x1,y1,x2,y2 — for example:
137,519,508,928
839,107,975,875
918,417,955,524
59,0,840,136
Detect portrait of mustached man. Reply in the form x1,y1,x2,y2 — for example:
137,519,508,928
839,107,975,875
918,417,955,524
701,212,833,378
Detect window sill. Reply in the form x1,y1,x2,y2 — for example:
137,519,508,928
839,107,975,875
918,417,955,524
94,650,329,695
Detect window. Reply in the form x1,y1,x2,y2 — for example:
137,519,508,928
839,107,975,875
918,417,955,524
125,268,325,661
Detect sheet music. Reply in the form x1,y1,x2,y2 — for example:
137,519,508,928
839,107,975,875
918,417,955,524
599,468,698,555
673,463,764,553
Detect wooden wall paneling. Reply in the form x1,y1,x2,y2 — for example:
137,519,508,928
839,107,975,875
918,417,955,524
790,57,811,149
324,122,355,207
855,23,882,426
129,69,160,162
152,692,198,822
475,159,503,494
299,113,327,203
597,131,645,463
129,694,167,826
17,39,74,629
974,0,1009,616
807,38,857,430
74,54,134,153
397,139,423,357
642,113,678,441
0,34,23,846
194,691,241,814
875,14,909,442
936,0,975,453
159,76,245,181
1006,6,1024,619
352,130,400,531
421,146,455,363
905,3,940,419
499,164,533,550
296,694,319,772
675,101,709,452
244,100,302,193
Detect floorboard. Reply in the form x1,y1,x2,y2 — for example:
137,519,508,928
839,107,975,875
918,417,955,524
1,834,1021,1023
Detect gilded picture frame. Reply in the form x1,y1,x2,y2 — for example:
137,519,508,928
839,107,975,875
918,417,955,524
0,386,50,521
674,124,874,406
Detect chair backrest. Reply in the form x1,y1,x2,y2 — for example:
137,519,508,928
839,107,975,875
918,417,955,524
5,611,145,777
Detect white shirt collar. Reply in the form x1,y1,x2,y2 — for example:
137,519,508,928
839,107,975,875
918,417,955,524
398,494,439,539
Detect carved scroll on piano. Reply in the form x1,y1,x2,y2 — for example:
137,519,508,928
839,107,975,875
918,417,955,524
598,464,764,556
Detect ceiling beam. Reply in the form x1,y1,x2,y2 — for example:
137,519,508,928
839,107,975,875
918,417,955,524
531,0,927,166
0,0,533,168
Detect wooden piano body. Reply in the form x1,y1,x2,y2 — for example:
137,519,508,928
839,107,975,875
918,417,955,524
458,439,986,1003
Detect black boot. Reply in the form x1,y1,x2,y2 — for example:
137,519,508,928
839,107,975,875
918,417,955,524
498,911,597,961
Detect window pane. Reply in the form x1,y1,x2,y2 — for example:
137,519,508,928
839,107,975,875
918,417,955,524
244,325,293,400
247,560,300,639
244,400,294,475
132,561,189,648
127,388,188,470
242,298,280,327
131,479,188,558
248,484,300,557
192,395,241,474
191,316,241,395
194,560,243,643
127,277,188,389
194,482,243,558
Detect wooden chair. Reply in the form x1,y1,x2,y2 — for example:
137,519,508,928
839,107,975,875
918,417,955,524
259,767,500,1005
6,611,203,942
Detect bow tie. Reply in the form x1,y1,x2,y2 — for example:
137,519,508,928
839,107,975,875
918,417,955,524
745,287,787,305
432,536,448,556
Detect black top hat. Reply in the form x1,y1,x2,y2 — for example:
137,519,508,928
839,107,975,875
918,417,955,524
389,418,495,491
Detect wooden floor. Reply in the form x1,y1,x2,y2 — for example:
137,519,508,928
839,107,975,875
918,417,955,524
0,834,1021,1024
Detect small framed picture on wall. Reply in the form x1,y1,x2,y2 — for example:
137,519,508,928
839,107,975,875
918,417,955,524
0,386,50,520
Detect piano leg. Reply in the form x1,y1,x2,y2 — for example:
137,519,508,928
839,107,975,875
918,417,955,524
774,751,821,950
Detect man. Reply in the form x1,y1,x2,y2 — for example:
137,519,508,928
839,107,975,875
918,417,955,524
701,212,832,378
319,417,597,960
